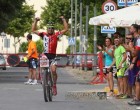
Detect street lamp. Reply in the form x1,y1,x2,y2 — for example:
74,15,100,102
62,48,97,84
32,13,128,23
1,32,6,53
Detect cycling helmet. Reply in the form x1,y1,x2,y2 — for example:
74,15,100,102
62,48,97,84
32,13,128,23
47,21,54,29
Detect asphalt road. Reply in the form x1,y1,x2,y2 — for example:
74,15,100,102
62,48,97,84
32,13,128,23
0,67,136,110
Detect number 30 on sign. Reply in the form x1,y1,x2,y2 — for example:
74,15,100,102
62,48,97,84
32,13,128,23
102,0,117,14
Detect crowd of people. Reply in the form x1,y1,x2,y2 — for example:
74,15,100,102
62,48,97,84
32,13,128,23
98,24,140,107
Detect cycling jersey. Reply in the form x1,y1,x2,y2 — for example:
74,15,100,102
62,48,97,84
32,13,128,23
38,32,61,54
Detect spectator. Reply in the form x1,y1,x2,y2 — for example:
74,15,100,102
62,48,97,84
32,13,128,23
110,36,127,98
123,34,136,98
97,37,114,97
24,34,38,85
128,24,140,105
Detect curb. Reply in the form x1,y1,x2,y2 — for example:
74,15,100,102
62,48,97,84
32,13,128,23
65,90,107,100
104,87,119,95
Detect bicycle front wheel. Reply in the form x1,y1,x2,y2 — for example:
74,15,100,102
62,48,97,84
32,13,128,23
48,73,53,101
43,69,52,102
43,69,49,102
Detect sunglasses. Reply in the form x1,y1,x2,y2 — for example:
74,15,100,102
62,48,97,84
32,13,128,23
47,27,54,29
126,37,132,40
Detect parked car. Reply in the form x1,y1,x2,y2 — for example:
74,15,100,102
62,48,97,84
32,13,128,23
0,54,6,70
81,55,93,70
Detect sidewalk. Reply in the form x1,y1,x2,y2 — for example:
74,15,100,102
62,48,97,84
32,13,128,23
65,67,94,83
65,67,138,110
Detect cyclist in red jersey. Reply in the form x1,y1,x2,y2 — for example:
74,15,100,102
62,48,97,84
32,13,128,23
32,16,68,95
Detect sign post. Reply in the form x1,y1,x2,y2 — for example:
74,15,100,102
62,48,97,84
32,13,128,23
102,0,117,14
102,0,117,36
101,26,116,34
68,37,75,46
117,0,138,7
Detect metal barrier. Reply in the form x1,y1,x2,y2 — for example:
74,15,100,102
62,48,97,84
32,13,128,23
89,52,107,84
0,53,98,68
0,53,27,67
0,53,106,84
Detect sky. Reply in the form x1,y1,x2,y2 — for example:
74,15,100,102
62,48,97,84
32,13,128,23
26,0,47,17
25,0,47,41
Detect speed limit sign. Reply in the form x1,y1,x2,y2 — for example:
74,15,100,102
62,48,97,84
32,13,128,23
102,0,117,14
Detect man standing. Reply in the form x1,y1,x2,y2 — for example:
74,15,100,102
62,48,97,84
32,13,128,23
128,24,140,105
31,16,68,95
110,36,127,97
24,34,38,85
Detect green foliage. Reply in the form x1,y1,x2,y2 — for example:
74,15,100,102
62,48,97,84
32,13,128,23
19,42,28,52
0,0,25,32
76,40,80,52
41,0,70,31
82,0,120,53
6,4,35,37
40,0,122,54
19,39,44,54
66,46,71,54
36,40,44,53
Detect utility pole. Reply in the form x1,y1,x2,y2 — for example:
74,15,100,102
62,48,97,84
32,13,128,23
84,0,90,71
93,1,97,75
70,0,73,54
74,0,77,54
79,0,83,68
125,0,129,36
79,0,83,55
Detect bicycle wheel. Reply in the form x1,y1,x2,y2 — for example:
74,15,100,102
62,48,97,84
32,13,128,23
43,69,49,102
48,73,53,101
43,68,53,102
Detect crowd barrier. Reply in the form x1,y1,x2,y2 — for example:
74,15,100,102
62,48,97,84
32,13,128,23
0,52,107,84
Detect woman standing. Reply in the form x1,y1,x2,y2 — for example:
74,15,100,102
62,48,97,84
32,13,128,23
98,37,114,96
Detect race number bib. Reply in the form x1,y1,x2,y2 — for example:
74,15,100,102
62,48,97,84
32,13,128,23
40,59,49,67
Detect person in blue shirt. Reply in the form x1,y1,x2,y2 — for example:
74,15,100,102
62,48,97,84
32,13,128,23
98,37,114,96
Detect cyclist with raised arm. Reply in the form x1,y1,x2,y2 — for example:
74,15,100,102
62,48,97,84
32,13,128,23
32,16,68,95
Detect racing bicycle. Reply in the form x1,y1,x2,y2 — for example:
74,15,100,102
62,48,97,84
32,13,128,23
40,54,60,102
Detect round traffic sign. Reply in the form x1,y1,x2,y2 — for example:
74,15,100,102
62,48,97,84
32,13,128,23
7,54,20,66
102,0,117,14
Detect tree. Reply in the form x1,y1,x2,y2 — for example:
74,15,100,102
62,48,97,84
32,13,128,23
36,40,44,53
0,0,25,32
6,4,35,53
19,39,44,54
40,0,120,54
19,42,28,53
41,0,71,32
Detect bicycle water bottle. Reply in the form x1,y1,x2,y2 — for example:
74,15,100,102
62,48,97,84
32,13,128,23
32,59,36,68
